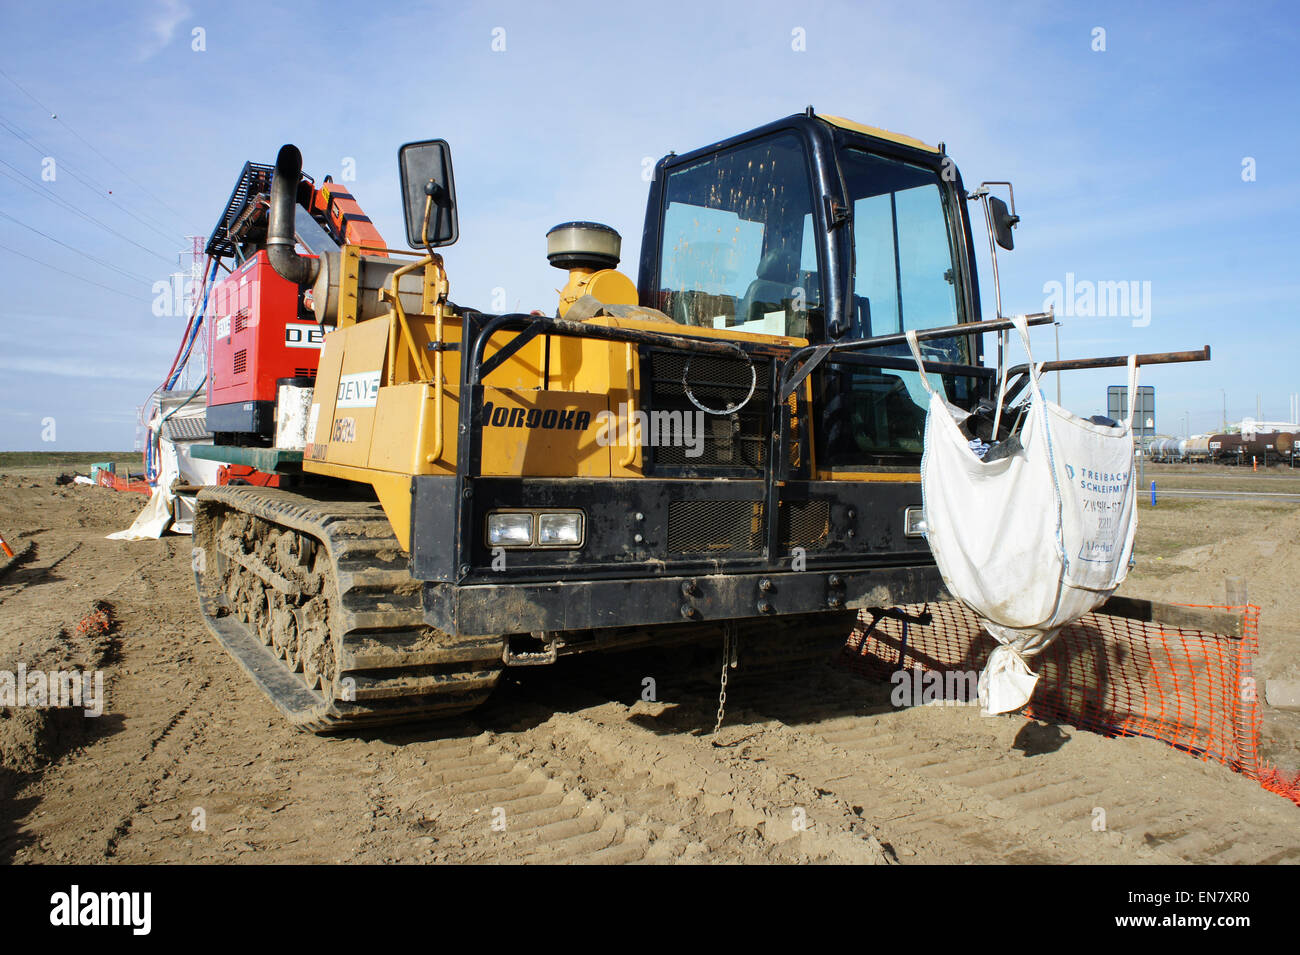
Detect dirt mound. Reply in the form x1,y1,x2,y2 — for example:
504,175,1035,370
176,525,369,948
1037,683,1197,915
0,709,94,777
0,601,118,786
0,541,35,583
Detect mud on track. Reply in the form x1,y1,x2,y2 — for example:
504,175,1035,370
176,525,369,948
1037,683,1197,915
1,469,1297,864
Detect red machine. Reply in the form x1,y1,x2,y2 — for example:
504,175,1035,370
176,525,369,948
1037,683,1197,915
203,162,384,442
206,249,322,437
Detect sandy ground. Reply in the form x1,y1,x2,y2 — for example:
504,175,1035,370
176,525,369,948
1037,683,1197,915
0,462,1296,865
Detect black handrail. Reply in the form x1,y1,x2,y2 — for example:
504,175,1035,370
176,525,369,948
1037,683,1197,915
468,312,792,385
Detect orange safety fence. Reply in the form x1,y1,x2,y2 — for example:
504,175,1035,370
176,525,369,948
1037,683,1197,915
95,471,152,495
841,601,1300,806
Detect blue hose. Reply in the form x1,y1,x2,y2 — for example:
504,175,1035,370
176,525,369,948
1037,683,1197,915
149,258,218,483
165,258,217,392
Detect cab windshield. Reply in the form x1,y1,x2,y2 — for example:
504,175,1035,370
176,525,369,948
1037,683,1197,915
655,131,823,340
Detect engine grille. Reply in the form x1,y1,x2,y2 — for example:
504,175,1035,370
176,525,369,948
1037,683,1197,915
645,349,771,472
668,500,764,554
161,413,210,442
666,499,830,554
233,349,247,376
781,500,830,550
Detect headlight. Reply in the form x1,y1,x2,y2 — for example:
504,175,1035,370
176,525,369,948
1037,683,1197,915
904,507,927,538
537,512,583,546
487,512,533,546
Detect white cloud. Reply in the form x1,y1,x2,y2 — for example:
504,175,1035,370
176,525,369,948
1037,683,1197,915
137,0,191,61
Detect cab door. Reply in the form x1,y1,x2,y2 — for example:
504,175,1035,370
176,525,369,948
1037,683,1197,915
814,145,988,475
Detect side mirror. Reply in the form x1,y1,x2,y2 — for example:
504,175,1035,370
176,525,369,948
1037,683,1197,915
399,139,458,249
988,195,1019,251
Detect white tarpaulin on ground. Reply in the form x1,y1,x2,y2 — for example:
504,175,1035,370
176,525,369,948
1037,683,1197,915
108,404,219,541
905,315,1140,714
107,438,177,541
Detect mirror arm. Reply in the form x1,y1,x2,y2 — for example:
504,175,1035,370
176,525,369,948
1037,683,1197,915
979,192,1005,377
970,181,1020,379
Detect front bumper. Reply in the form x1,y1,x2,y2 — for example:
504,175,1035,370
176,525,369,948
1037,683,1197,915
423,563,946,637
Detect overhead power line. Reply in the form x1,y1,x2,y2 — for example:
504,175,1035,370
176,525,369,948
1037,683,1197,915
0,208,155,285
0,240,141,300
0,161,176,266
0,66,192,229
0,114,184,249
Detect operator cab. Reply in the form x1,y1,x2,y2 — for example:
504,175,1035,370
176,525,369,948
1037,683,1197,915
638,110,988,471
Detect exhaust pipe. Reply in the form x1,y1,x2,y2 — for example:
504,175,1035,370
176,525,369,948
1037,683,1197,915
266,144,319,286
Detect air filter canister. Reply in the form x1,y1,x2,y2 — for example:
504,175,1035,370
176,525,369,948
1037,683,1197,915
546,221,622,271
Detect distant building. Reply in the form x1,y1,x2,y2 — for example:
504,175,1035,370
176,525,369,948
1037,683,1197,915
1238,418,1298,439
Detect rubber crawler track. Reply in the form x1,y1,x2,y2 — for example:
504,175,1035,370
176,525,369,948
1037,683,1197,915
192,485,503,732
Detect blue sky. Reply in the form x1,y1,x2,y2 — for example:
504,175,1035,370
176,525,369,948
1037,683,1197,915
0,0,1296,450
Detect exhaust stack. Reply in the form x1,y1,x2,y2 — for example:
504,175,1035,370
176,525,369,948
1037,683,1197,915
266,144,319,287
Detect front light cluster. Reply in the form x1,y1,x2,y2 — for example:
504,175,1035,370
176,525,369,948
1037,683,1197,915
486,510,585,548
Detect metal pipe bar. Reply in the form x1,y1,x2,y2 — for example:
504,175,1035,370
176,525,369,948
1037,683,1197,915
1009,345,1211,377
778,311,1055,402
477,321,544,381
822,311,1056,356
1001,346,1211,405
813,351,998,378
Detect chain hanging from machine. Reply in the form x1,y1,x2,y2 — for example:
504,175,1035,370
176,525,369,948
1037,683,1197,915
712,620,741,736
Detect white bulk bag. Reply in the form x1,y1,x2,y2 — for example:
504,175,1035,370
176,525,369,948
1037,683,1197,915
904,315,1139,714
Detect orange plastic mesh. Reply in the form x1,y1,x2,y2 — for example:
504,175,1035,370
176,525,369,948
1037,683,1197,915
96,471,151,495
841,601,1300,806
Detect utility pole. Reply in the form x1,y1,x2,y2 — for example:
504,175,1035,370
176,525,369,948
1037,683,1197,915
169,236,207,391
1221,389,1226,433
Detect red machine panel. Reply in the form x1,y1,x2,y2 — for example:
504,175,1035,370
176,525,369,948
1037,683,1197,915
207,250,323,423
